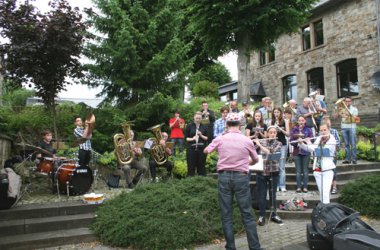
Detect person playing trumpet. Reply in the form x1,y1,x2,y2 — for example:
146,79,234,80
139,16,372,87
253,126,283,226
238,101,253,133
258,97,273,126
200,101,216,144
298,123,336,204
309,90,327,132
169,110,185,155
296,97,316,136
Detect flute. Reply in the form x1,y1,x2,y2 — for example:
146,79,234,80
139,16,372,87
289,136,319,144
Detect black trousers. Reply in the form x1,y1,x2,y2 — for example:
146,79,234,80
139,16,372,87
186,148,206,176
78,149,91,168
149,160,173,180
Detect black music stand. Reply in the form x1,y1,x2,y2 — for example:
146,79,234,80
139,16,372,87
265,152,282,229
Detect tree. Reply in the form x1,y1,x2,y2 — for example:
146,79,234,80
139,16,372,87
0,0,89,138
192,80,219,99
186,0,318,99
188,62,231,92
84,0,193,106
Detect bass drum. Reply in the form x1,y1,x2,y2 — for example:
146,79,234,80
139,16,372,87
55,164,93,195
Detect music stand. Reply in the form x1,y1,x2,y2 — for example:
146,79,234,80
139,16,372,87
265,152,282,229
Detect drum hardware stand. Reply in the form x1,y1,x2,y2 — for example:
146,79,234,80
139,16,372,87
265,152,282,230
66,181,70,198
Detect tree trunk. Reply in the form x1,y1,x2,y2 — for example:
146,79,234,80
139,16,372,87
49,102,59,145
0,58,3,106
237,35,254,103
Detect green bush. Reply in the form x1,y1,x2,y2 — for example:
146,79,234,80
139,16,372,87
97,151,118,170
92,177,245,249
192,80,219,99
356,126,374,139
337,148,345,160
172,151,187,178
339,174,380,219
206,151,218,173
356,140,375,161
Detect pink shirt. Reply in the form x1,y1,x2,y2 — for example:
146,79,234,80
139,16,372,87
205,129,258,173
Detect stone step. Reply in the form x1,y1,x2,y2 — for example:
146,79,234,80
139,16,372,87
0,227,96,250
284,161,379,174
0,213,95,237
280,169,380,182
0,201,99,221
250,180,348,191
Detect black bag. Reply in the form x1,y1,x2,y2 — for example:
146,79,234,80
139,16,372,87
306,223,333,250
107,174,120,188
0,174,17,210
311,203,375,243
334,229,380,250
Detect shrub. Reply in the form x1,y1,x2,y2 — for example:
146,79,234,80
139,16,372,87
356,140,375,161
206,151,218,173
339,174,380,219
172,151,187,178
92,177,245,249
336,148,345,160
97,151,118,170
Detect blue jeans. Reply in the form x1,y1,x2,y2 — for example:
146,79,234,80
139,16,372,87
278,145,287,190
256,173,279,217
218,171,262,250
342,128,357,161
294,155,310,189
170,138,184,155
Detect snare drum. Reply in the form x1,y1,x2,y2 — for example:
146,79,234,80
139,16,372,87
55,164,93,195
37,157,55,175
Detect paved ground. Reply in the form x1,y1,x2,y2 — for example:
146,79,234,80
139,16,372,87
14,160,379,250
42,217,380,250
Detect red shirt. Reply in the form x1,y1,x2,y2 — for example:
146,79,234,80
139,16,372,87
169,117,185,138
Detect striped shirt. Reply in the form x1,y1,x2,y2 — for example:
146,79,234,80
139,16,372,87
74,127,92,151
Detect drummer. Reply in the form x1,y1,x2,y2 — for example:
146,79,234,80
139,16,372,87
35,129,57,160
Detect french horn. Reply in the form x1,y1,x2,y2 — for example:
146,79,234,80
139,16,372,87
114,122,134,165
147,124,167,165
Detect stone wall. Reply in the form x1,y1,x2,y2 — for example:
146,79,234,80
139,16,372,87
246,0,380,115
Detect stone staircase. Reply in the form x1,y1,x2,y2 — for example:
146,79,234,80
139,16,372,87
331,113,379,128
0,201,99,250
254,161,380,220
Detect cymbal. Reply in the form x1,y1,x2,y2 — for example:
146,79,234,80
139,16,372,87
15,143,54,157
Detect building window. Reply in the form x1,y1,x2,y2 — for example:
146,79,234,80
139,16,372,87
336,59,359,97
259,43,276,66
307,68,324,95
314,20,324,47
259,50,266,66
302,25,311,50
282,75,297,102
301,19,324,51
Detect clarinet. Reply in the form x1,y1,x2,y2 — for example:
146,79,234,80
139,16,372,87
195,125,200,150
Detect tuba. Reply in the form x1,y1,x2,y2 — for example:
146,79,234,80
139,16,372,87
114,122,134,165
147,124,167,165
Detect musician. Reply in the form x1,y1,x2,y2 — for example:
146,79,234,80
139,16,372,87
335,96,358,164
298,123,336,204
296,97,316,135
169,111,185,155
200,101,216,144
309,90,327,132
245,110,267,153
36,129,57,159
271,108,290,192
322,117,341,194
258,97,273,126
253,126,283,225
238,102,253,133
213,106,229,138
185,112,208,176
287,99,298,124
74,116,92,168
121,130,148,189
229,100,239,113
149,132,173,181
290,115,313,193
204,112,262,250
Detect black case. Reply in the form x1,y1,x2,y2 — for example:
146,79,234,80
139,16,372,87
306,223,333,250
334,229,380,250
0,177,16,210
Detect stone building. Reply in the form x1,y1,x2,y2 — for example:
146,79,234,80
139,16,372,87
240,0,380,115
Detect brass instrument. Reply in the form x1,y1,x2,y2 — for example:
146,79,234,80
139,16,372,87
201,110,210,125
114,122,134,165
147,124,167,165
308,103,318,129
244,112,253,124
77,111,95,144
335,98,360,123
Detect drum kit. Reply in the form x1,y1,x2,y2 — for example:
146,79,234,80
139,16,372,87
16,143,94,197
